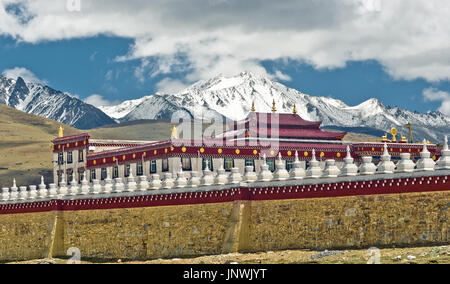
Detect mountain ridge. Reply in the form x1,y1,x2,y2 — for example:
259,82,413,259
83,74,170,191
0,75,116,129
104,71,450,142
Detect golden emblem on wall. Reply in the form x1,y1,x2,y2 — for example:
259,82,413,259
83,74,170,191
337,152,341,158
253,150,258,155
287,151,292,156
182,147,187,153
235,149,240,154
218,148,223,154
200,148,205,153
304,151,308,157
154,150,157,155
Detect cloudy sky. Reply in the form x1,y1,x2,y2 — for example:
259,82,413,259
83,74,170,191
0,0,450,114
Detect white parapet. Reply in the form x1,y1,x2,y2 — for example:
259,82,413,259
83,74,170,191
175,166,187,188
162,173,175,189
150,174,162,190
244,165,258,183
1,187,9,202
113,178,125,193
306,149,322,179
274,153,289,181
289,151,306,180
230,167,243,184
323,159,341,178
69,176,80,196
416,139,435,171
57,175,69,197
377,143,396,174
48,183,58,198
126,169,137,192
437,135,450,170
18,186,27,201
28,185,38,200
258,154,274,182
201,161,215,186
10,179,18,201
396,153,415,173
103,175,113,194
91,180,102,194
359,156,377,175
80,174,91,195
138,176,149,191
188,171,201,188
340,146,358,177
215,165,229,185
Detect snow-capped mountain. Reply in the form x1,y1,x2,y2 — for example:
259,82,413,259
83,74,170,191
98,95,152,120
110,71,450,142
0,76,116,129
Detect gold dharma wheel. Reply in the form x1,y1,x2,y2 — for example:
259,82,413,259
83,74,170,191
390,127,398,142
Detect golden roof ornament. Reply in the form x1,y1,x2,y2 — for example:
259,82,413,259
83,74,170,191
390,127,397,142
293,104,297,115
271,99,277,113
58,126,64,138
171,125,178,139
251,101,255,112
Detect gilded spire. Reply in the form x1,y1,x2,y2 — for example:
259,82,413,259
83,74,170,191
293,104,297,115
251,101,255,112
171,125,178,139
271,99,277,113
58,125,64,138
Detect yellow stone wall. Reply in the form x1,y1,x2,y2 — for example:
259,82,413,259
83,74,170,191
0,211,56,262
0,190,448,261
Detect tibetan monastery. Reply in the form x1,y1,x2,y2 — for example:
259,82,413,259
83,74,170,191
51,103,440,184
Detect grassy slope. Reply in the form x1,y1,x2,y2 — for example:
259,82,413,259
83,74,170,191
0,105,81,187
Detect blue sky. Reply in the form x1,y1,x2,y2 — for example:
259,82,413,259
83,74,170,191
1,0,450,114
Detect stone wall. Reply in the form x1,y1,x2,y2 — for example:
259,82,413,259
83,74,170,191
0,190,447,261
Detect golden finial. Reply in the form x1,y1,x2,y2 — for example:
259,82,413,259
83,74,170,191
58,126,64,138
390,127,397,142
293,104,297,115
271,99,277,113
381,133,388,142
251,101,255,112
171,125,178,139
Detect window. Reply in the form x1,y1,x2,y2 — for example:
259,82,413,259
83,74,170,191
182,157,192,171
202,157,213,171
113,166,119,179
78,170,84,183
286,160,294,171
67,171,73,182
245,159,255,171
124,164,131,177
162,159,169,172
58,153,64,165
90,169,96,181
137,162,143,176
150,160,157,174
57,172,62,183
267,159,275,172
224,158,234,172
101,168,107,180
67,152,73,164
78,150,84,162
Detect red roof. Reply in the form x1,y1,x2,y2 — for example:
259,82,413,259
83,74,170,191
232,112,322,128
52,133,90,143
245,127,346,140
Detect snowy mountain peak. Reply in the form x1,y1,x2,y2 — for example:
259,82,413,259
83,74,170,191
108,72,450,142
0,75,116,129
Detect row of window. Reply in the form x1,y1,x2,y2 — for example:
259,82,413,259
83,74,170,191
57,150,84,165
59,158,298,182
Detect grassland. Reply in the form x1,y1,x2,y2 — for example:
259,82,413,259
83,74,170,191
0,105,81,187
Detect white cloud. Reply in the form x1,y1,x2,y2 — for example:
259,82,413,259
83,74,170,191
84,94,120,107
2,67,48,84
423,88,450,115
156,78,189,94
1,0,450,84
